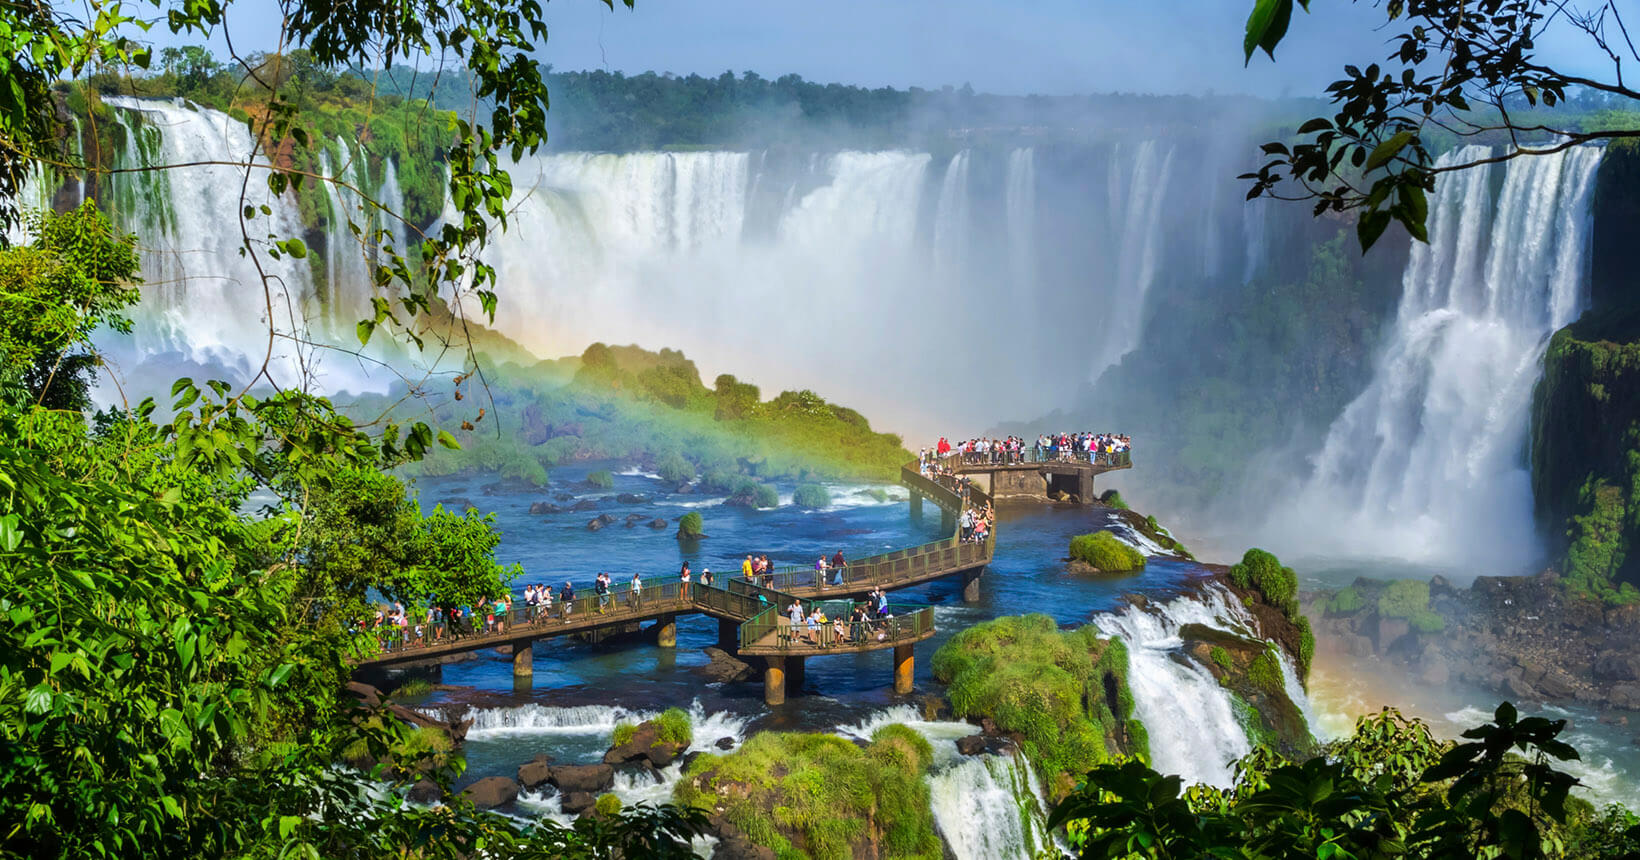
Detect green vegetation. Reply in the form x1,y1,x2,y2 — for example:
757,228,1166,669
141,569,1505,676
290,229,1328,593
675,730,941,860
586,469,615,489
1144,514,1195,559
1246,650,1284,696
1052,703,1640,858
612,722,638,749
1228,548,1314,678
931,615,1138,790
676,511,705,539
1068,532,1146,573
1099,489,1130,510
595,793,624,818
1210,646,1233,672
0,204,140,411
793,483,832,508
341,722,453,771
389,678,434,699
654,707,692,748
1325,585,1365,615
386,344,910,490
1376,579,1446,633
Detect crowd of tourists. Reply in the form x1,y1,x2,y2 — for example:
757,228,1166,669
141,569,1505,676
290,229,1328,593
782,587,899,647
918,432,1133,469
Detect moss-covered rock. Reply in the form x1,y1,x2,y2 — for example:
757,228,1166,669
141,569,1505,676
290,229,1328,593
675,729,941,860
1068,532,1145,573
1224,549,1314,678
792,483,831,508
676,510,705,540
930,614,1140,793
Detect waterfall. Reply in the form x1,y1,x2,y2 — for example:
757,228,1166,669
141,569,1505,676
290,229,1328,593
1092,586,1268,787
1276,145,1602,568
932,150,972,287
96,97,319,389
836,707,1051,860
929,753,1051,860
1094,140,1176,380
1004,147,1037,295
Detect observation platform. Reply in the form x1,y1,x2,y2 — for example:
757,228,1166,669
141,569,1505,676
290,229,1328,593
937,450,1132,503
350,462,992,704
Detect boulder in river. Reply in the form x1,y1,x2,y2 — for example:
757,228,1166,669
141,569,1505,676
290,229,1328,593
440,496,476,511
648,518,669,529
956,735,986,756
517,754,553,789
548,764,614,794
570,499,599,512
408,779,441,804
555,492,575,502
528,501,562,515
616,493,648,504
462,776,520,809
715,736,736,750
603,720,688,769
560,791,596,816
699,646,754,684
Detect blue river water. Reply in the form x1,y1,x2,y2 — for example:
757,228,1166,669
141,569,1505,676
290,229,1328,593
403,462,1203,781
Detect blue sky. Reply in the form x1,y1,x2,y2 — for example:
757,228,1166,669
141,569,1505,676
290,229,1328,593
148,0,1609,98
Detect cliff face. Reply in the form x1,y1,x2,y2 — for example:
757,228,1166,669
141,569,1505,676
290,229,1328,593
1532,140,1640,595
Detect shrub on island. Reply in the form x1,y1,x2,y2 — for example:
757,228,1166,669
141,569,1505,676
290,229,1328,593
1378,579,1445,633
792,483,831,508
586,470,615,489
1068,532,1146,573
725,478,778,508
1227,548,1315,677
675,729,940,858
676,511,705,540
930,614,1142,794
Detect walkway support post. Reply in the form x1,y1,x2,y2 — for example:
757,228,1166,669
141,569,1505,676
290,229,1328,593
718,618,739,652
910,490,923,519
764,656,787,706
513,639,534,678
941,508,955,534
788,656,806,693
961,567,982,604
893,644,914,694
656,614,677,648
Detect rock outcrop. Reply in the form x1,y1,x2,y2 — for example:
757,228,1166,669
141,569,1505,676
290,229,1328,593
517,754,552,790
698,647,755,684
548,764,614,794
462,776,520,809
603,721,687,769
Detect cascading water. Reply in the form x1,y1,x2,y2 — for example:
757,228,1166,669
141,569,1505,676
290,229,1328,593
1004,147,1037,298
932,150,972,288
1272,145,1602,569
1095,140,1176,379
836,706,1051,860
1092,585,1305,787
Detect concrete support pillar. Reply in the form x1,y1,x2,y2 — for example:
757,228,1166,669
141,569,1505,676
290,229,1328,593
962,567,982,603
718,618,739,652
893,644,914,694
512,639,534,678
941,508,955,534
1077,471,1095,504
764,656,787,706
656,614,677,648
788,656,806,693
910,491,923,519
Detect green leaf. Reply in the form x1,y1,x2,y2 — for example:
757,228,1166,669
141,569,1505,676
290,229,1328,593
437,430,461,450
1357,209,1393,253
25,684,53,714
356,319,375,345
1244,0,1294,63
279,814,302,839
0,514,20,552
1366,130,1415,172
266,662,294,688
161,796,183,819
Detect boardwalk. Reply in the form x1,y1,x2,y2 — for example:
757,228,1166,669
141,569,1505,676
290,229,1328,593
941,450,1132,503
353,461,992,703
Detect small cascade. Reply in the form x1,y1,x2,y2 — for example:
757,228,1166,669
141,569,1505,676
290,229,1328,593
928,753,1051,860
1092,586,1259,787
1095,139,1176,379
1278,145,1602,567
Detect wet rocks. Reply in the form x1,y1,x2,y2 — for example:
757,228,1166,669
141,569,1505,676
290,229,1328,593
440,496,476,511
625,513,647,528
956,735,986,756
408,779,441,804
715,736,736,750
548,764,614,794
698,647,754,684
517,754,553,790
616,493,649,504
648,518,669,529
570,499,600,512
586,514,617,531
462,776,519,809
603,721,687,769
528,501,562,515
559,791,596,816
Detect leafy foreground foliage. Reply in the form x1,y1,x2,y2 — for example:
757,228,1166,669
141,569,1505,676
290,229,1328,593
0,206,707,855
675,728,941,860
1069,532,1147,573
932,614,1141,795
1051,703,1640,859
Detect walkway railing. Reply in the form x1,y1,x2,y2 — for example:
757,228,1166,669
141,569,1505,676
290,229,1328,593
932,448,1133,468
742,603,934,652
357,457,990,664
